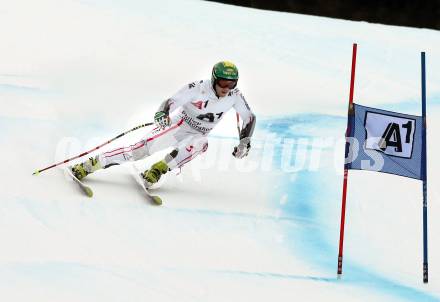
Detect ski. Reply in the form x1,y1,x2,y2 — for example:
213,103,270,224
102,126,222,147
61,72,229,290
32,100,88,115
130,165,162,205
65,167,93,197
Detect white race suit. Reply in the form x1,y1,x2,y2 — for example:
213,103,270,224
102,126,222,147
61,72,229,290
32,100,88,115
98,79,256,171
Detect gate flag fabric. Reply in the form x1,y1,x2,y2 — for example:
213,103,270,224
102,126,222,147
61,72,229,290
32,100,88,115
346,103,423,180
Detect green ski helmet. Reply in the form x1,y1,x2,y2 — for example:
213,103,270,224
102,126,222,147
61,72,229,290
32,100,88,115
211,61,239,88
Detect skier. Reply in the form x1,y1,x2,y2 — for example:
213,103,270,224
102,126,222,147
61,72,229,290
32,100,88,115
71,61,256,188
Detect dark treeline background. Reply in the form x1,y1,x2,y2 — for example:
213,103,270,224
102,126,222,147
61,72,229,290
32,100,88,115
205,0,440,30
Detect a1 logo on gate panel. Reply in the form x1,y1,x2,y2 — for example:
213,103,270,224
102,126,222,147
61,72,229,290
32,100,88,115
364,112,416,159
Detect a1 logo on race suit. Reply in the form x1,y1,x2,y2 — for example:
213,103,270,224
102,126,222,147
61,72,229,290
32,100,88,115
196,112,224,123
191,100,224,123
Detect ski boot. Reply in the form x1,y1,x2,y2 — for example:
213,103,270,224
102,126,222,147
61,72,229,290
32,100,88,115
142,160,169,187
71,156,102,180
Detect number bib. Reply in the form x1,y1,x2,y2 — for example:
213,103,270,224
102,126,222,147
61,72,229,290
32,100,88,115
169,80,253,135
178,93,235,134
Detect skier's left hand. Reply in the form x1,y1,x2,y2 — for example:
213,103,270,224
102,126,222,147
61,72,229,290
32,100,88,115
154,111,171,130
233,137,251,159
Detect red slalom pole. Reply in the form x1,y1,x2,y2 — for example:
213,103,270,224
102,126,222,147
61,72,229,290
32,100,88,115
32,122,153,175
337,43,357,277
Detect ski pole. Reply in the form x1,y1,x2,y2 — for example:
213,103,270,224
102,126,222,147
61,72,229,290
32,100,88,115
32,122,154,175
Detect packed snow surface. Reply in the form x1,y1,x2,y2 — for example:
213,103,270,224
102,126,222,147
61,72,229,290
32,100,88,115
1,0,440,301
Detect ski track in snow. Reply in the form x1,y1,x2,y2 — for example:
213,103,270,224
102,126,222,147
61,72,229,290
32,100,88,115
261,115,440,301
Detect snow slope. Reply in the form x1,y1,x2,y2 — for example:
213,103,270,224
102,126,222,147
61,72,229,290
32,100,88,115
1,0,440,301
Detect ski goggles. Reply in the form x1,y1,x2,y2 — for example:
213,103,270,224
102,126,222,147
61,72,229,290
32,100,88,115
216,79,237,89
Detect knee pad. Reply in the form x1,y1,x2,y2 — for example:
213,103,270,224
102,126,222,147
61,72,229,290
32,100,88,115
164,148,179,164
169,149,179,158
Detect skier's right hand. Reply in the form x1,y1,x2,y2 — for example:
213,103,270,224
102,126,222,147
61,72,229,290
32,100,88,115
233,137,251,159
154,111,171,130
